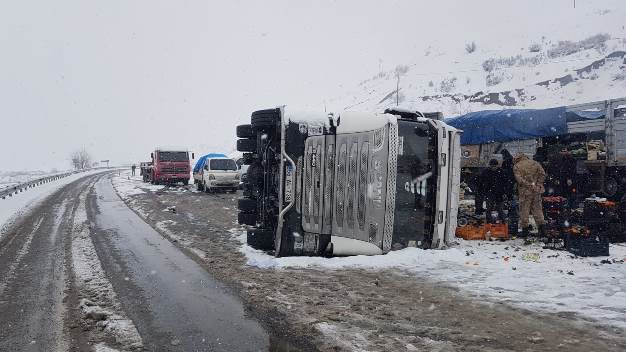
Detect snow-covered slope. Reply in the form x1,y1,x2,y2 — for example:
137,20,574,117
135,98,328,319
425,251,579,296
329,5,626,117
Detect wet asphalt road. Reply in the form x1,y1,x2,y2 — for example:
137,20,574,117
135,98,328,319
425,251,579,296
88,175,269,351
0,172,272,351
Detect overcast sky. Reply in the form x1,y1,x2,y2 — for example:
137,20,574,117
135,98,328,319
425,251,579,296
0,0,620,171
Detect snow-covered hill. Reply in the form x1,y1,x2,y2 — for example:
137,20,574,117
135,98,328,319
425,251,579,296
328,5,626,117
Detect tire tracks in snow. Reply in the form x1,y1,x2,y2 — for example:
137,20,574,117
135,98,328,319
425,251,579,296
69,176,143,351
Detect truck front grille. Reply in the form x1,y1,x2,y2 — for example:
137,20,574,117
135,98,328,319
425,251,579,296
358,142,369,230
346,142,358,229
335,145,347,227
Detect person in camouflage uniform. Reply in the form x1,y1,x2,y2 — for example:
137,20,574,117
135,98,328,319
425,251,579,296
513,153,546,236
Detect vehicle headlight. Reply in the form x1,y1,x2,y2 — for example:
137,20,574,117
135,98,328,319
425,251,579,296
208,174,216,180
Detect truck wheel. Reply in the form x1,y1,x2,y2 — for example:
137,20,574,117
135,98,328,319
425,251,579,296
238,212,257,226
246,229,274,250
238,198,257,213
196,181,202,191
242,153,254,165
236,124,255,138
237,138,256,153
251,108,280,131
182,180,189,186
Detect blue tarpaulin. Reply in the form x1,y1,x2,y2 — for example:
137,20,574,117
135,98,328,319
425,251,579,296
445,107,568,145
193,153,227,172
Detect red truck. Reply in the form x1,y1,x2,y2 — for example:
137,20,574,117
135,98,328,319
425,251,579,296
145,148,194,185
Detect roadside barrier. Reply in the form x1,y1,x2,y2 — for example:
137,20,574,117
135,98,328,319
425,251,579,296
0,168,107,200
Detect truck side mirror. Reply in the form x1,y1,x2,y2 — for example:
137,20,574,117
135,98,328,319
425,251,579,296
151,152,154,160
192,152,195,159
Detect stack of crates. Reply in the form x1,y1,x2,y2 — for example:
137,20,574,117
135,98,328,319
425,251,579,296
563,199,614,257
542,196,569,249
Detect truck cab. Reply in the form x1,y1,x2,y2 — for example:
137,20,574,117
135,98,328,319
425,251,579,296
236,107,461,257
149,148,192,185
193,154,240,192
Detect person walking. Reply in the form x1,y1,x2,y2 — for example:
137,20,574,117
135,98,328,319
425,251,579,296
131,164,136,176
480,159,506,223
513,153,547,237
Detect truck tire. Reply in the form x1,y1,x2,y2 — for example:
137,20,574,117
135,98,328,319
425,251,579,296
251,108,280,131
238,212,257,226
237,138,256,153
238,198,257,213
246,229,274,250
236,124,255,138
242,153,254,165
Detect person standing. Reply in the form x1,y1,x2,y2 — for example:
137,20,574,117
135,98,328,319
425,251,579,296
500,149,517,231
556,148,578,207
131,164,136,176
513,153,547,236
480,159,506,223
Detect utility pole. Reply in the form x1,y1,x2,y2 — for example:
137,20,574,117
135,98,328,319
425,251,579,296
396,74,400,106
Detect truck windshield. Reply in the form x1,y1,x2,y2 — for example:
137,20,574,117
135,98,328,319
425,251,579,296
210,159,237,171
158,151,188,162
393,120,437,248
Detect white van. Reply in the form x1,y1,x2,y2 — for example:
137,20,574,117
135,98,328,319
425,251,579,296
193,155,240,193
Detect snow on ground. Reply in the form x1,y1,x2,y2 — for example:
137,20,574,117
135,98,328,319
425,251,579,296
71,186,143,350
110,171,164,199
0,169,103,239
0,170,69,190
237,229,626,329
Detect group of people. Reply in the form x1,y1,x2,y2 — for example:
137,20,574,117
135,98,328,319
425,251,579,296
474,149,548,237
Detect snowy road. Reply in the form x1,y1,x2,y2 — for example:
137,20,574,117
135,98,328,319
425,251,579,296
0,172,281,351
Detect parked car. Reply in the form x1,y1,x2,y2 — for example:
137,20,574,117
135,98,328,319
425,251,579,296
145,148,193,185
236,107,462,257
193,153,239,192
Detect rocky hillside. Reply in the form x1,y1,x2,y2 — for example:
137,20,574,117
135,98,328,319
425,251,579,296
328,7,626,117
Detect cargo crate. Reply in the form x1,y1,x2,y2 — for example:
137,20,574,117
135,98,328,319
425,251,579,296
565,233,609,257
456,224,486,240
485,223,509,240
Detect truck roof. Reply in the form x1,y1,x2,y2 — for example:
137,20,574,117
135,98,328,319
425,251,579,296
155,146,189,152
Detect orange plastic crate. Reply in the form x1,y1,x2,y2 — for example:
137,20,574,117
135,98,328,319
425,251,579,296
485,223,509,240
456,224,486,240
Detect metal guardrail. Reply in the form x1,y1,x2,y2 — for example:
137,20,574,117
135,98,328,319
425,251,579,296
0,168,107,200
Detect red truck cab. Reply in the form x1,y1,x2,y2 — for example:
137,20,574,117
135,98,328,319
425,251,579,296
149,148,193,185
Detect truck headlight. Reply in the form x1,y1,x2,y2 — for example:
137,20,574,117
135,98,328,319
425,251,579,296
208,174,216,180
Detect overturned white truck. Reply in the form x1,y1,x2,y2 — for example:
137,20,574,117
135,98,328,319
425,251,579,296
236,107,461,257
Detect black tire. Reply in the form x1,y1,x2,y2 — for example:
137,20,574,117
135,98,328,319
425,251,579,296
237,138,256,153
251,108,280,130
196,181,202,191
182,180,189,186
242,153,254,165
238,198,257,213
247,229,274,250
238,212,257,226
236,124,255,138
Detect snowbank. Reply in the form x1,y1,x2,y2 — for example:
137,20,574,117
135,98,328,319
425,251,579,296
111,171,164,199
0,169,104,238
237,230,626,329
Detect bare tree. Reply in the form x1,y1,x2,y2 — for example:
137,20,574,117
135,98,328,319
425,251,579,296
70,148,92,170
